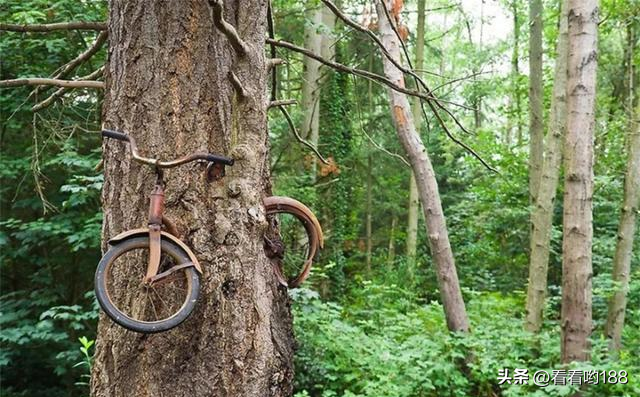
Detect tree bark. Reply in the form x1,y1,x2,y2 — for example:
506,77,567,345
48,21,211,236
506,0,522,146
301,3,323,142
376,0,470,333
605,100,640,352
528,0,544,204
406,0,425,276
366,153,373,274
525,0,569,333
91,1,294,396
561,0,598,363
387,214,397,266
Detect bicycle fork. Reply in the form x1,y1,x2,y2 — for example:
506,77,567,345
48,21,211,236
145,176,165,283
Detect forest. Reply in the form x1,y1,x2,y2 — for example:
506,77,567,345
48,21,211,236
0,0,639,396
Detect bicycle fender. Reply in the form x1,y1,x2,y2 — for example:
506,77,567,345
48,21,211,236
108,228,203,274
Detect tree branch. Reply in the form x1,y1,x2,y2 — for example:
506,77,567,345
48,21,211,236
229,71,247,98
53,31,108,80
377,0,497,173
0,78,104,89
32,67,105,111
268,99,297,108
276,105,329,165
0,21,107,32
208,0,249,56
265,38,470,110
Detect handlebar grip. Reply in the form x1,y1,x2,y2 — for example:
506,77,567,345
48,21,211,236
205,154,234,166
102,129,130,142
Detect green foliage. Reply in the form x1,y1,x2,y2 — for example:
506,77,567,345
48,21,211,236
1,0,639,396
292,285,640,397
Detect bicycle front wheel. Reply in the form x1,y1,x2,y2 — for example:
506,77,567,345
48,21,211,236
95,236,200,333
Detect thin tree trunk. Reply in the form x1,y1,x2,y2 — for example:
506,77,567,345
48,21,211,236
506,0,522,146
376,0,470,333
525,0,569,333
92,1,294,396
387,214,397,266
366,153,373,273
528,0,544,204
561,0,598,363
406,0,426,275
301,3,323,142
605,100,640,352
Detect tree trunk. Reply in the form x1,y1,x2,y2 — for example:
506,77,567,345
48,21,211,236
92,1,294,396
406,0,425,275
301,3,323,142
605,100,640,352
525,0,569,333
561,0,598,363
366,153,373,273
528,0,544,204
376,0,470,333
387,214,397,266
506,0,522,146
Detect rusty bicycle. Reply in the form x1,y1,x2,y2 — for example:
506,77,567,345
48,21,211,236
96,129,323,334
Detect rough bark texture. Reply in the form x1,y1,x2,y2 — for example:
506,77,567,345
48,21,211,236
525,0,569,333
406,0,425,274
376,0,470,333
91,1,295,396
561,0,598,363
528,0,544,203
605,100,640,352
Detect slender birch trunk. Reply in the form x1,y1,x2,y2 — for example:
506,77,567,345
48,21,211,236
376,0,470,333
525,0,569,333
561,0,598,363
506,0,522,146
605,101,640,352
407,0,426,275
301,3,323,142
528,0,544,204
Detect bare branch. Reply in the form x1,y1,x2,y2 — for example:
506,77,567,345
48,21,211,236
275,105,329,165
0,21,106,32
208,0,249,56
32,67,105,111
1,78,104,89
54,31,108,80
265,38,471,110
268,99,297,109
229,71,247,98
377,0,497,173
361,128,411,167
266,58,285,71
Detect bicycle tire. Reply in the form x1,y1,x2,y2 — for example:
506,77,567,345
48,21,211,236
95,236,200,333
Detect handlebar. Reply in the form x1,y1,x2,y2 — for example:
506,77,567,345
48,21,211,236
102,129,234,168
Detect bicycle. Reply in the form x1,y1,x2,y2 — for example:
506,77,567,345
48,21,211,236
96,129,323,334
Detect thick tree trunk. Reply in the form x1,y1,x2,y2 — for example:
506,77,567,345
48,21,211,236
561,0,598,363
376,0,470,333
525,0,569,333
406,0,425,275
605,100,640,352
91,1,294,396
528,0,544,204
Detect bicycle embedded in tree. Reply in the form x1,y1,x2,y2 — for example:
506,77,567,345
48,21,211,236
96,129,323,334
